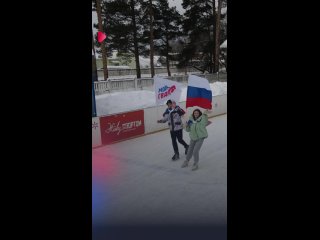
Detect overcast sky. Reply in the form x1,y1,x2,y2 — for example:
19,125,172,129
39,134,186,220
168,0,185,14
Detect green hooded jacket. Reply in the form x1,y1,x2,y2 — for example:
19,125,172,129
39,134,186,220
185,113,208,140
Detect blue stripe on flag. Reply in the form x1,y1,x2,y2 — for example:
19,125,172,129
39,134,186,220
187,86,212,101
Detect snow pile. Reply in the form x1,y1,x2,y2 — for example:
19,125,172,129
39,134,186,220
96,90,156,116
107,66,130,69
139,56,161,68
96,82,227,116
212,81,227,96
220,40,227,49
221,7,227,15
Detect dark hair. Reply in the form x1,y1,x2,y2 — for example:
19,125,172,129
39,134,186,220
192,109,202,120
166,100,172,105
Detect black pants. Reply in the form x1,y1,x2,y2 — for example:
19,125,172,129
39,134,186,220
170,129,188,154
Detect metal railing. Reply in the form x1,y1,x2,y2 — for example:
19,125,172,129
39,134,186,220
94,73,227,95
97,67,197,77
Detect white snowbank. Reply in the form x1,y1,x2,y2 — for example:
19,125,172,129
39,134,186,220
221,7,227,15
96,90,156,116
139,56,161,68
107,66,130,69
96,82,227,116
220,40,227,49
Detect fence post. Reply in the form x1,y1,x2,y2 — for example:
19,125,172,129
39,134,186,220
107,78,111,93
134,77,138,90
92,80,97,117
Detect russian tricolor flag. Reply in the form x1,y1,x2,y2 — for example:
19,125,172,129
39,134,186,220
186,75,212,109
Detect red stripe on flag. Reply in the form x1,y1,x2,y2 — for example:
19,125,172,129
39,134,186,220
186,97,212,109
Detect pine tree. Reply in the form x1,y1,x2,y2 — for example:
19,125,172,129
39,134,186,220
96,0,147,78
180,0,216,73
220,0,227,72
153,0,182,76
92,0,109,80
214,0,222,73
220,0,227,43
139,0,157,77
148,0,155,77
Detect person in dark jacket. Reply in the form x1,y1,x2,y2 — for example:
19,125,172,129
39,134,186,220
157,100,189,160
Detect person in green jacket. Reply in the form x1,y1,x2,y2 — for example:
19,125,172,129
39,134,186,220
181,109,209,171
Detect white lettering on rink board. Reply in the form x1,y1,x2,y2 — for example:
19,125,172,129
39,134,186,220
106,120,142,135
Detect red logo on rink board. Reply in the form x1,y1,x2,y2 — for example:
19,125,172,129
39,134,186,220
100,110,145,145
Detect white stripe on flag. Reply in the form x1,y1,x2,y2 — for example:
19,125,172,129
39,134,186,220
188,75,211,91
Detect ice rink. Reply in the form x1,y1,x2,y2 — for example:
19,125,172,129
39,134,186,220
92,114,227,239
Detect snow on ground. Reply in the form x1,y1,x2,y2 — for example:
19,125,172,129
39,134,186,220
221,7,227,15
139,56,162,68
96,82,227,116
220,40,227,48
106,65,130,69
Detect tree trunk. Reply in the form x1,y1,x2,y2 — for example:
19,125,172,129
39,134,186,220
92,29,98,82
165,35,171,76
214,0,222,73
208,26,213,73
212,0,217,73
96,0,108,80
225,50,227,72
130,0,141,78
149,0,155,78
92,29,98,117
